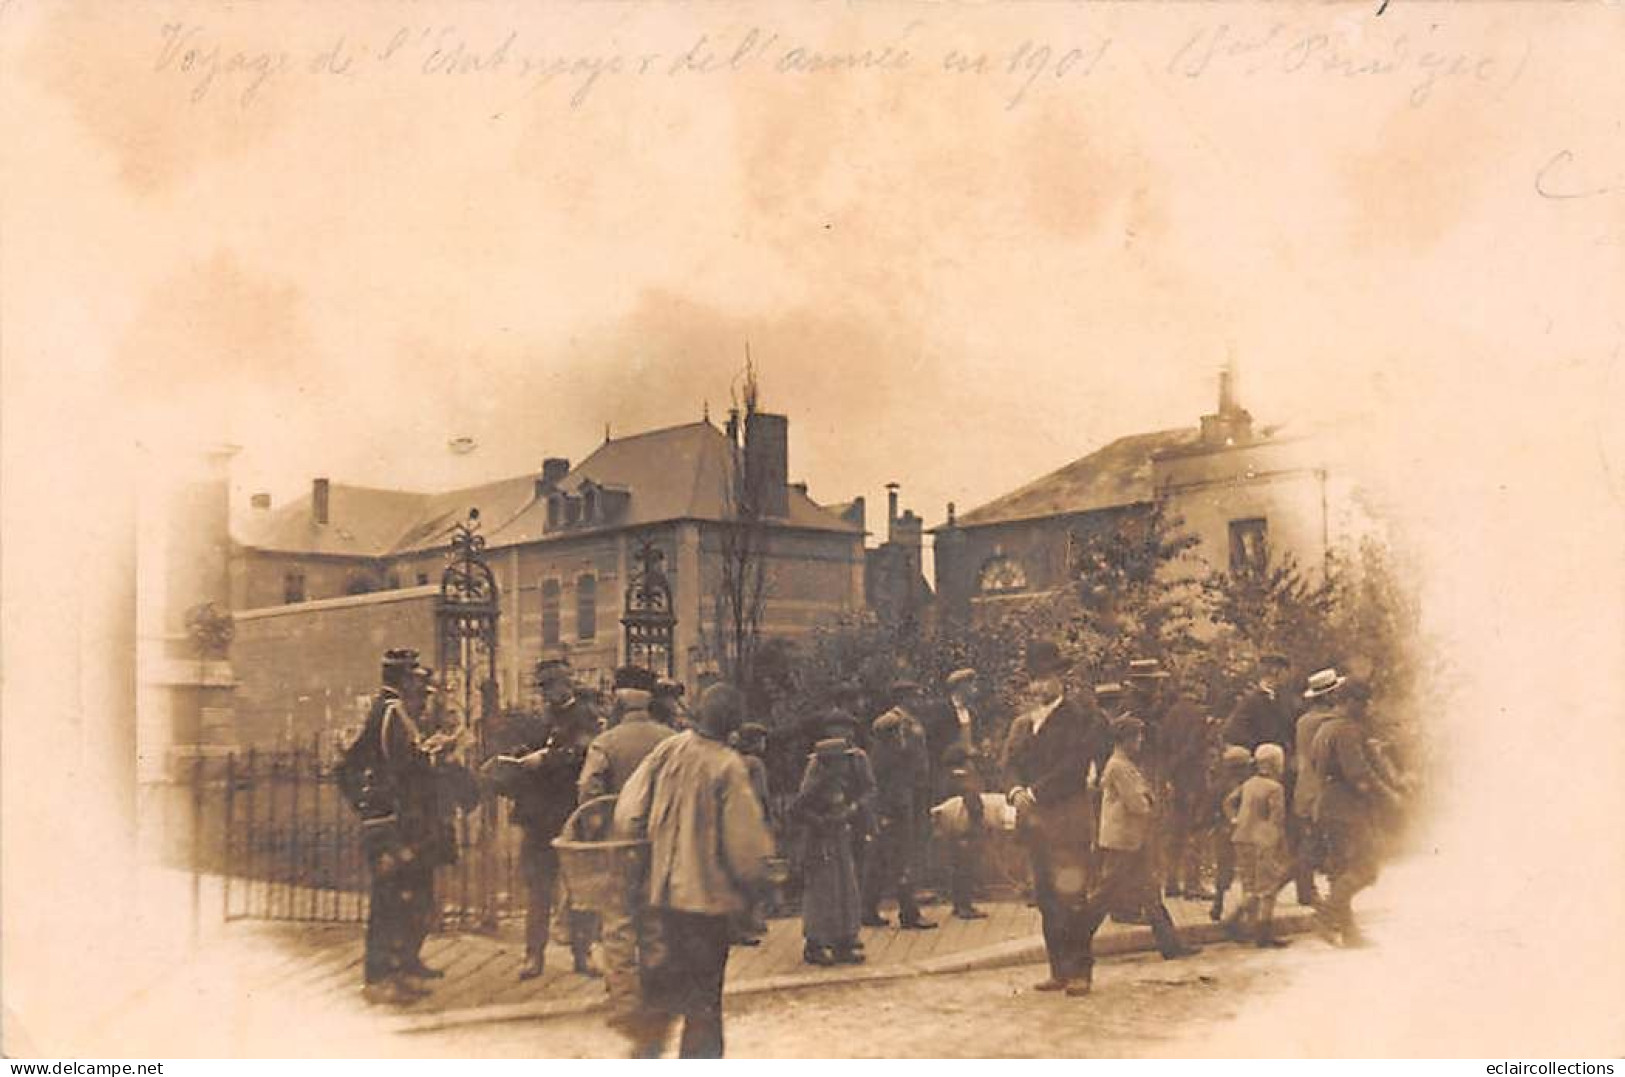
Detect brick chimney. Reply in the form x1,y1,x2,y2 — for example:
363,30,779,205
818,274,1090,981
744,410,789,518
1200,362,1253,448
312,478,330,525
886,483,900,531
536,457,570,498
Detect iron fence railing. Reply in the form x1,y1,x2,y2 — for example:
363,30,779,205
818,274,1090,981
185,738,1033,929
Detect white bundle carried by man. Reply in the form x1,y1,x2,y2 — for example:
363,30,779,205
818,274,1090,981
930,793,1018,836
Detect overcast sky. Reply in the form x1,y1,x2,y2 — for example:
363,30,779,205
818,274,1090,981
10,0,1617,544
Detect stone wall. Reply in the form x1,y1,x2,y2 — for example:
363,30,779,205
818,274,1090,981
232,587,437,749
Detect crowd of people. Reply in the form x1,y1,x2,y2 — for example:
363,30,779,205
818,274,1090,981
340,637,1413,1055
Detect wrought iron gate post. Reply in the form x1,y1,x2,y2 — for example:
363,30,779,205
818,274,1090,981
436,509,502,931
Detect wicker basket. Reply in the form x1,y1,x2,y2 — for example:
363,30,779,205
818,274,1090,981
552,794,649,911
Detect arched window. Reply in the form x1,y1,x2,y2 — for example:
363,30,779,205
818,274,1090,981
541,578,562,646
977,554,1028,595
576,574,597,640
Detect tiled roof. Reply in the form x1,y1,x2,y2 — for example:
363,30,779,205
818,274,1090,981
234,421,861,557
946,428,1200,530
233,484,433,557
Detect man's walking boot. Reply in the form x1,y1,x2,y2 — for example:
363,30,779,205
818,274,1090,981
401,958,445,980
573,943,602,978
832,941,866,965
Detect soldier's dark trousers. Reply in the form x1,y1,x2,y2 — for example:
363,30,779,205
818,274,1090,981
862,818,921,922
400,859,437,967
521,828,592,965
364,870,401,984
627,909,731,1059
1026,833,1095,980
1077,847,1184,978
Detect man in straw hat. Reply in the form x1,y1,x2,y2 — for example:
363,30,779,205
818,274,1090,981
1304,667,1403,947
1291,666,1345,908
612,683,775,1058
1001,639,1109,992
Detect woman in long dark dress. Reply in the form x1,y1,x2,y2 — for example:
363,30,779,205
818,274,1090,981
793,728,867,966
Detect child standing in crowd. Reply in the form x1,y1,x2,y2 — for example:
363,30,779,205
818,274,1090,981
1208,745,1256,923
1222,743,1292,947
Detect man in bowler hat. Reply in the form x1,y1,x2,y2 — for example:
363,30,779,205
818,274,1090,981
1001,639,1109,991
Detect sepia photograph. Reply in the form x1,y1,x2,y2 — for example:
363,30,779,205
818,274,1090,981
1,0,1622,1062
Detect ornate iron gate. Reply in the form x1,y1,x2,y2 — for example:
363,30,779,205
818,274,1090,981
622,538,675,677
434,509,503,930
214,509,521,927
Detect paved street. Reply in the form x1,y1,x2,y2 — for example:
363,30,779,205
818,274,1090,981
79,887,1319,1057
409,940,1336,1058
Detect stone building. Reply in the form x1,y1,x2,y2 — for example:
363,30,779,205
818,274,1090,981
231,411,866,747
864,483,932,625
933,368,1338,615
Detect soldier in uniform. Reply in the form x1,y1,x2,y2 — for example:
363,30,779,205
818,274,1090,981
355,648,443,1005
861,681,936,930
488,658,603,981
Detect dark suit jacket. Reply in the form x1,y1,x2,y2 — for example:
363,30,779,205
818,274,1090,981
1001,696,1105,852
1224,687,1294,753
1001,697,1108,806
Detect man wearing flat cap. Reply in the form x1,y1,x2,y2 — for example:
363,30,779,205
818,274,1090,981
651,677,690,731
861,680,935,930
581,666,673,802
577,666,678,1014
612,683,776,1058
1000,639,1110,992
1070,715,1201,995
